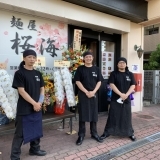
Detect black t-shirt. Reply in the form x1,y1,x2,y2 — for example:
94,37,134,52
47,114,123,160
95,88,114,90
74,65,103,91
108,70,136,102
12,68,44,115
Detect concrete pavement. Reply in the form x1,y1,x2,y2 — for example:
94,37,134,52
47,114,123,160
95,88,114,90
0,104,160,160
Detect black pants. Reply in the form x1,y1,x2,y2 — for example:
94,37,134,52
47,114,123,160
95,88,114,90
78,121,98,137
10,116,40,160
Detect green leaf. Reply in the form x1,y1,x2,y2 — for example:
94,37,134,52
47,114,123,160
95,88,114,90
144,44,160,70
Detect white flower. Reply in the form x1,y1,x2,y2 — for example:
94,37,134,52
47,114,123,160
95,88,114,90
0,69,17,119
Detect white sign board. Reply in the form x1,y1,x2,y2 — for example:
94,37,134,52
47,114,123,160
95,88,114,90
131,64,139,73
73,29,82,51
0,10,68,75
101,52,114,79
54,60,70,67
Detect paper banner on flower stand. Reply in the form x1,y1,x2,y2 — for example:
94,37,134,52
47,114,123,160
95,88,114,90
54,60,70,67
34,57,46,67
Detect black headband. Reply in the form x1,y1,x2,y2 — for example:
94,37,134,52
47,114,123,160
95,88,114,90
83,51,93,57
23,49,37,58
117,57,127,65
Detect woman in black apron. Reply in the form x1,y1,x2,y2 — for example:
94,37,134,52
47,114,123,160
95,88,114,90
101,57,136,141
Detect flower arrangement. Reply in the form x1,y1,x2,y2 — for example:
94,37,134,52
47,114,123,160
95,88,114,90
62,46,87,78
53,69,65,104
0,69,18,119
41,72,56,113
60,67,76,106
75,95,78,105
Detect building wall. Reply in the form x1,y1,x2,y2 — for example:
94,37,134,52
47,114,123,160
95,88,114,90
148,0,160,20
0,0,143,111
0,0,130,33
122,22,143,112
139,1,160,60
144,33,160,52
142,0,160,54
0,10,68,75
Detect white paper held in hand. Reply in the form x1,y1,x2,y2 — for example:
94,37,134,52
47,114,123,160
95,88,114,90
117,98,123,104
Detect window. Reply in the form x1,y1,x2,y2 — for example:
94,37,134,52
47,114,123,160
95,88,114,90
144,25,159,35
148,27,159,35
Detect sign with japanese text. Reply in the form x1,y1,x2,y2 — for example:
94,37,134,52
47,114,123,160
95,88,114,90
73,29,82,51
54,60,70,67
34,57,46,67
101,51,114,79
0,10,68,75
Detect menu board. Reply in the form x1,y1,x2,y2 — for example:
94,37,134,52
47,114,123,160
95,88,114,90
101,51,114,79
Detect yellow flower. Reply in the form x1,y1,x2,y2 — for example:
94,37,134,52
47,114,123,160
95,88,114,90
52,95,56,102
47,82,53,89
43,76,49,81
45,87,49,92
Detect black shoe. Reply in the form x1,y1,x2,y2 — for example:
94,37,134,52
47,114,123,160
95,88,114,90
76,136,84,145
100,133,110,140
29,150,47,156
91,135,103,143
129,135,136,141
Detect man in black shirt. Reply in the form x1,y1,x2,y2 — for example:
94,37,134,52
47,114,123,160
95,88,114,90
10,49,47,160
74,51,103,145
101,57,136,141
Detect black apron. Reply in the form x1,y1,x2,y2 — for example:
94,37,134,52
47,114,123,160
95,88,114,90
105,101,134,136
22,111,43,144
78,90,98,122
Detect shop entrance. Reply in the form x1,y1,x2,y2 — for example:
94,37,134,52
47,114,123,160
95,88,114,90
81,37,99,66
68,25,121,112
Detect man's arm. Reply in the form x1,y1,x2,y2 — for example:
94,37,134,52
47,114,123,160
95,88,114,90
38,87,45,105
110,83,128,100
76,81,101,98
126,85,135,97
110,83,122,96
89,81,101,97
18,88,36,105
110,83,135,100
18,87,41,111
76,81,88,94
93,81,101,93
40,87,44,95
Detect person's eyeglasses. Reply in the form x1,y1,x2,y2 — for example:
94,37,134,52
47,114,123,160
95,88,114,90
118,61,126,64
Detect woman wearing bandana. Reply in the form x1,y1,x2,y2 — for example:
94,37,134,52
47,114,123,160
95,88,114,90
101,57,136,141
10,49,46,160
74,51,103,145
